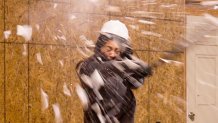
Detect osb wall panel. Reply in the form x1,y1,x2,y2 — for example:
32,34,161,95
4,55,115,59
109,0,150,17
0,1,4,42
29,45,83,123
29,1,72,45
149,52,185,123
69,0,109,14
5,44,28,123
149,20,185,52
5,0,29,43
0,44,4,123
148,0,185,21
133,51,149,123
30,1,110,45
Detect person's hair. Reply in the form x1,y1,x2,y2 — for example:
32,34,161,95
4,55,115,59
94,33,132,56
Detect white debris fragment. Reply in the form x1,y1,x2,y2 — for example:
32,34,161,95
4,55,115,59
91,103,106,123
63,82,71,96
204,13,218,26
36,52,43,65
22,44,28,56
159,57,183,66
4,30,11,39
58,60,64,67
70,14,77,20
160,4,177,8
105,5,121,12
91,69,104,90
79,35,95,47
201,1,218,6
125,17,135,21
138,20,155,25
17,25,32,41
35,24,40,30
89,0,99,3
41,88,49,111
76,46,89,57
54,3,58,8
128,25,139,30
214,5,218,9
57,35,66,41
156,93,164,99
141,30,162,37
52,103,63,123
76,84,89,110
80,74,94,88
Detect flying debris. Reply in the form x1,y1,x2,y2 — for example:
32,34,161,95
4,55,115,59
41,88,49,111
36,52,43,65
128,25,139,30
125,17,135,21
4,30,11,39
54,3,58,8
201,1,218,6
159,57,183,66
76,46,89,57
160,4,177,8
52,103,63,123
138,20,155,25
105,5,121,13
80,74,94,88
141,30,162,37
63,82,71,97
90,69,104,90
76,84,89,110
69,14,77,20
35,24,40,30
58,60,64,67
79,35,95,47
91,103,106,123
22,44,28,56
89,0,99,3
16,25,32,41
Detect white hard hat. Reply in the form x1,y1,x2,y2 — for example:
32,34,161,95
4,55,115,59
100,20,130,41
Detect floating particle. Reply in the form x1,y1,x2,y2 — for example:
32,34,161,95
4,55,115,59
80,74,94,88
63,82,71,96
138,20,155,25
17,25,32,41
52,103,63,123
160,4,177,8
105,5,121,12
41,88,49,111
54,3,58,8
58,60,64,67
201,1,218,6
76,84,89,110
36,52,43,65
91,69,104,90
4,30,11,39
22,44,28,56
69,14,77,20
141,30,162,37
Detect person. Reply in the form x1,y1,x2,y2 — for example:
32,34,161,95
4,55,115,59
76,20,152,123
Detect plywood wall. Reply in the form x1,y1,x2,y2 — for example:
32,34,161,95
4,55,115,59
0,0,186,123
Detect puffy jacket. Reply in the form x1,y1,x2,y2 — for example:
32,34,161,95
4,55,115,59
76,51,151,123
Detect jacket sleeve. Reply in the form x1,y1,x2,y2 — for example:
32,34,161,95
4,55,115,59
121,60,152,89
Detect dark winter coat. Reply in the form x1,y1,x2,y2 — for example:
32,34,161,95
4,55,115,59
76,51,151,123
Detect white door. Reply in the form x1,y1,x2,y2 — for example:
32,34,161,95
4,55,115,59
187,16,218,123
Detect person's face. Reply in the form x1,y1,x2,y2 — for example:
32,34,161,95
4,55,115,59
100,40,121,60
